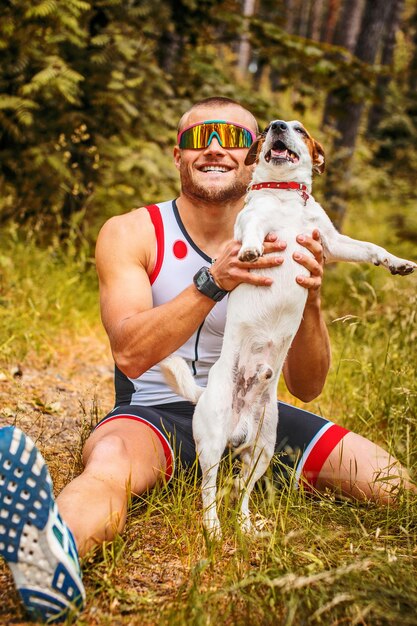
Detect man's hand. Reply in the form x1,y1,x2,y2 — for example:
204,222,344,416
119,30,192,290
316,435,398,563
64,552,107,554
293,229,324,303
210,233,286,292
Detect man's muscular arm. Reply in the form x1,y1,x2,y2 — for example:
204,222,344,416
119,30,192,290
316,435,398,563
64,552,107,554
96,210,285,379
283,230,331,402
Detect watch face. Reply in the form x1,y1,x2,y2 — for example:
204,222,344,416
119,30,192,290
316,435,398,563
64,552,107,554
196,271,208,288
194,267,227,301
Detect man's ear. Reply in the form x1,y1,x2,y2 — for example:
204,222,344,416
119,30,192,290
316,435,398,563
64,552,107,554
245,136,265,165
173,145,181,171
312,140,325,174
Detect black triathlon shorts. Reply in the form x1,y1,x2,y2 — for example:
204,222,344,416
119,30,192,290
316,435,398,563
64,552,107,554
96,402,349,490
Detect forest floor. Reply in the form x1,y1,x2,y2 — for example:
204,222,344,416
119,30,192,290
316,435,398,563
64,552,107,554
1,327,416,626
0,329,114,625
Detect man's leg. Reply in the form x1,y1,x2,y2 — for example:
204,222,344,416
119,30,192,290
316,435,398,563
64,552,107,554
276,402,416,502
315,431,416,502
0,416,168,622
57,418,168,556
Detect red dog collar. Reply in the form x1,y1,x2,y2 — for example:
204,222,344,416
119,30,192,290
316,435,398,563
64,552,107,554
250,181,310,204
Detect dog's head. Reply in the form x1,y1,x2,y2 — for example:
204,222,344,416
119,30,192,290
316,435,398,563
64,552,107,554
245,120,325,180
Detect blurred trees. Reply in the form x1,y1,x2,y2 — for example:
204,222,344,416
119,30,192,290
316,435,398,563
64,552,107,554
1,0,416,242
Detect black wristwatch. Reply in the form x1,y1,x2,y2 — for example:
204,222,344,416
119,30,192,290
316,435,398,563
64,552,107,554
193,267,228,302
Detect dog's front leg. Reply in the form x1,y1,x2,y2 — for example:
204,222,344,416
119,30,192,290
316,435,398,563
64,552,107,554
193,395,228,539
322,231,417,275
235,211,267,262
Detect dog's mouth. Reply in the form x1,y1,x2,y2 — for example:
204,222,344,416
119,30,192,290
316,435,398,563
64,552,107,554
265,140,299,164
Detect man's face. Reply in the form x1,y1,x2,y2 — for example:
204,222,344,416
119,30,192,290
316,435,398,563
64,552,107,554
174,104,257,205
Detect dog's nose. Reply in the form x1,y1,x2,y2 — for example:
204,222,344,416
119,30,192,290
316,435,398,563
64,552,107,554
271,121,288,132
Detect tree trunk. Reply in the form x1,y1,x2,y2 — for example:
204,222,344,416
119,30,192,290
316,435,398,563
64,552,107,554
367,0,405,135
332,0,365,51
284,0,300,34
308,0,325,41
324,0,393,229
335,0,393,152
237,0,257,76
408,9,417,96
298,0,311,38
321,0,341,43
322,0,365,128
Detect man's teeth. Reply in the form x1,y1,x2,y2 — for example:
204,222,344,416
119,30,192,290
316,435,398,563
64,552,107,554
200,166,230,173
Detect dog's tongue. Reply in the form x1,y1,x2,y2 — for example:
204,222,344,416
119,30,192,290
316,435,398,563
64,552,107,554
271,148,288,159
270,147,299,163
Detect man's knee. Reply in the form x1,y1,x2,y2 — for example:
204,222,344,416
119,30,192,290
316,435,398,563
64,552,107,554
83,431,129,466
81,422,167,494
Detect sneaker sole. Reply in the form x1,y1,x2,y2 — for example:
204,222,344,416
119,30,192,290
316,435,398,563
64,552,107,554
0,426,85,622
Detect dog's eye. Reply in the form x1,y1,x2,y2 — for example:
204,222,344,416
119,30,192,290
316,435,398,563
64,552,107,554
295,127,306,135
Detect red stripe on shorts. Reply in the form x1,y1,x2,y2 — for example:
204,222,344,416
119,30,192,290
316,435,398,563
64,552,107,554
95,414,174,481
145,204,164,284
301,424,349,490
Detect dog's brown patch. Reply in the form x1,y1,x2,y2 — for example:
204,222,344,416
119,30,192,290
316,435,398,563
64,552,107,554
300,125,325,174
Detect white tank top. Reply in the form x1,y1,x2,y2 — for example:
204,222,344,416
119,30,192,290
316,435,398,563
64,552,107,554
114,199,228,406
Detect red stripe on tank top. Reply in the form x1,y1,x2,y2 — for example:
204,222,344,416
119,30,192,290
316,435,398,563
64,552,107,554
145,204,164,284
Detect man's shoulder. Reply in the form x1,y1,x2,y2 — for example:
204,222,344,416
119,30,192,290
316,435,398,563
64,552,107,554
96,208,158,268
107,205,149,225
98,206,156,241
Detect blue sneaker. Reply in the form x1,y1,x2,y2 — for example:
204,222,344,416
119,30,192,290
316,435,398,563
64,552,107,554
0,426,85,622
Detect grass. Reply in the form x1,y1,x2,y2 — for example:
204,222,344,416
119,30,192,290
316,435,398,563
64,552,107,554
0,195,417,625
0,222,99,364
75,467,417,625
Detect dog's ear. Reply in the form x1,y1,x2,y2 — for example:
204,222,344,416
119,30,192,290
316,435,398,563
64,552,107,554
312,140,325,174
245,136,265,166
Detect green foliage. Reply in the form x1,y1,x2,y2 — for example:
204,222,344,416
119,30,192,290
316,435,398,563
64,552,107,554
0,224,97,362
249,19,378,115
2,0,405,243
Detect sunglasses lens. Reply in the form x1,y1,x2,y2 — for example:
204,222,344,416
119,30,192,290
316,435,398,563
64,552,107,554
179,123,254,149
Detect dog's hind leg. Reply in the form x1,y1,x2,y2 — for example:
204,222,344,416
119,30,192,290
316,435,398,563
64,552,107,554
193,395,230,539
237,442,275,533
198,450,223,538
235,401,278,533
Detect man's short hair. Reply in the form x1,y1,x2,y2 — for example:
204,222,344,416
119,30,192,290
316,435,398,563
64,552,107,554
178,97,258,134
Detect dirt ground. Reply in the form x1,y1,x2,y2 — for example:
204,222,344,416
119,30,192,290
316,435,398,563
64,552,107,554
0,330,115,624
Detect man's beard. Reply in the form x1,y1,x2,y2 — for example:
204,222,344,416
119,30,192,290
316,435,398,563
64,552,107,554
180,165,250,204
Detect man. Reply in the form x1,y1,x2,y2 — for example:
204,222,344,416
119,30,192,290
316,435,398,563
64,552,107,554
0,96,414,622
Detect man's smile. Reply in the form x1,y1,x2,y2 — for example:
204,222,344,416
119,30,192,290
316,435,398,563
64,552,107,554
199,165,232,173
196,162,236,176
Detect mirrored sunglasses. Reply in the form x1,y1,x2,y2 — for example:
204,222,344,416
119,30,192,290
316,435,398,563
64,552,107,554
177,120,256,150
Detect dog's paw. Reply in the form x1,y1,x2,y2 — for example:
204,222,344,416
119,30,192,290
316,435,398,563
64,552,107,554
203,520,222,542
388,259,417,276
239,515,253,534
238,246,263,262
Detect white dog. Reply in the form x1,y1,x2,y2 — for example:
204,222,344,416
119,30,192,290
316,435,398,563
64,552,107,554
162,120,416,537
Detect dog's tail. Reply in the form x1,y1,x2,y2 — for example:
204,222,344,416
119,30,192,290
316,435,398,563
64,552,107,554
160,356,204,404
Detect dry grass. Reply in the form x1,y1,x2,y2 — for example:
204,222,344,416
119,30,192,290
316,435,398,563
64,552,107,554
1,311,416,625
